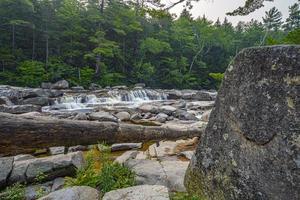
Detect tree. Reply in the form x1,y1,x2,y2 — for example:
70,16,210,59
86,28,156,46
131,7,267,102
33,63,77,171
263,7,283,31
283,3,300,31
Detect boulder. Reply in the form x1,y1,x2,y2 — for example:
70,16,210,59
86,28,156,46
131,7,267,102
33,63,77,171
159,105,176,115
173,110,198,121
68,145,88,153
25,181,53,200
0,157,13,188
115,111,131,121
49,146,65,155
21,97,49,106
41,82,52,89
155,113,169,123
0,96,13,105
134,83,146,88
51,80,69,90
51,177,65,192
38,186,100,200
73,113,88,120
138,104,158,114
14,154,35,162
111,143,142,152
114,150,138,164
0,104,41,114
185,46,300,200
89,111,118,123
89,83,102,90
8,152,85,185
71,86,84,91
112,85,128,90
130,113,143,120
102,185,170,200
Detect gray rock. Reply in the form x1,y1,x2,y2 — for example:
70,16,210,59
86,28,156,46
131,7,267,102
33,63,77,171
38,186,100,200
159,105,176,115
73,113,88,120
102,185,170,200
112,85,128,90
111,143,142,152
49,146,65,155
0,157,13,188
51,80,69,90
0,104,41,114
89,111,118,123
68,145,88,153
71,86,84,91
89,83,102,90
51,177,65,192
115,111,130,121
130,113,142,120
179,151,194,160
25,181,52,200
14,154,35,162
0,96,13,105
173,110,198,121
114,150,138,165
138,104,158,114
21,97,49,106
41,82,52,89
155,113,169,123
134,83,146,88
185,46,300,200
200,109,211,122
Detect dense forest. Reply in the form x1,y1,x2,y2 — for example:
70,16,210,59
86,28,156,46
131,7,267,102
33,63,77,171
0,0,299,89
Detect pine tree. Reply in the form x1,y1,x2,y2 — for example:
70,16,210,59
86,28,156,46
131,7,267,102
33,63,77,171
283,3,300,31
263,7,283,31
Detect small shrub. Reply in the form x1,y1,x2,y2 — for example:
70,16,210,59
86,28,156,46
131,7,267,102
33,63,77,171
170,192,202,200
0,183,25,200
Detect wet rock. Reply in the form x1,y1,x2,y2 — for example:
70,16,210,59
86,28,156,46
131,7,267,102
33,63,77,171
0,157,13,188
38,186,100,200
155,113,169,123
111,143,142,152
0,104,41,114
102,185,170,200
116,111,130,121
89,111,118,123
49,146,65,155
114,150,138,165
51,80,69,90
68,145,88,153
185,46,300,200
21,97,49,106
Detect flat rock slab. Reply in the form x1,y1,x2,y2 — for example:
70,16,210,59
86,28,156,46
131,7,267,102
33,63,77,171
114,150,139,164
102,185,170,200
111,143,142,152
38,186,100,200
0,157,13,188
89,111,118,123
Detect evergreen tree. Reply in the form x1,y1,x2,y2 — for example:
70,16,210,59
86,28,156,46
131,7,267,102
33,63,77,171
283,3,300,31
263,7,283,31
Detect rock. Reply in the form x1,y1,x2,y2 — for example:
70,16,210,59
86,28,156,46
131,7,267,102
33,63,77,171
21,97,49,106
49,146,65,155
135,151,148,160
25,181,52,200
179,151,194,160
184,46,300,200
73,113,88,120
0,104,41,114
9,152,85,185
115,111,130,121
0,96,13,105
14,154,35,162
134,83,146,88
173,110,198,121
102,185,170,200
51,177,65,192
125,159,167,186
38,186,100,200
155,113,169,123
138,104,158,114
130,113,143,120
186,101,215,110
112,85,128,90
159,105,176,115
114,150,138,164
89,111,118,123
68,145,88,153
200,109,211,122
89,83,101,90
51,80,69,90
97,144,111,152
0,157,13,188
19,111,42,118
41,82,52,89
161,161,188,192
111,143,142,152
71,86,84,91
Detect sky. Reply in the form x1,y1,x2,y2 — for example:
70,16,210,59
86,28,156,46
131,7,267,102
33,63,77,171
166,0,298,25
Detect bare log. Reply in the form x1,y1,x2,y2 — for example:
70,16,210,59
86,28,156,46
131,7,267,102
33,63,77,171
0,112,205,156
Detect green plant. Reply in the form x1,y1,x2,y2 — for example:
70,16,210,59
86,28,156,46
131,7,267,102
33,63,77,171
170,192,202,200
34,171,47,183
209,72,224,89
17,61,47,87
35,186,48,199
0,183,25,200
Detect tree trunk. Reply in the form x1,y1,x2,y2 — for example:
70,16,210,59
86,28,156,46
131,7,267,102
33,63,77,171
0,112,204,156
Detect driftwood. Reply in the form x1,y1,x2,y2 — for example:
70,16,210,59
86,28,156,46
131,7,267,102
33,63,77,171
0,112,204,155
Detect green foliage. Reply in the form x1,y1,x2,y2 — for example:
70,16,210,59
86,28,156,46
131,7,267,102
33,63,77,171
170,192,202,200
34,171,47,183
80,67,94,88
209,73,224,89
0,183,25,200
284,29,300,44
17,61,47,87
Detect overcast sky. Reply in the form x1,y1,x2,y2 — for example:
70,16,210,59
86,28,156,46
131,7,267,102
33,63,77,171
166,0,298,25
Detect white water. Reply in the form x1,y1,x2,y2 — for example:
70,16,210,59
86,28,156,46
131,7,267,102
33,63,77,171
43,89,168,112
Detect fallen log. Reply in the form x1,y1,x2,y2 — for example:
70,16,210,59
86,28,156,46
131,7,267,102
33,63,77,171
0,112,205,156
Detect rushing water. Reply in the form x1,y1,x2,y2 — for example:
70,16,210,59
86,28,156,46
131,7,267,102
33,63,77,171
43,89,168,112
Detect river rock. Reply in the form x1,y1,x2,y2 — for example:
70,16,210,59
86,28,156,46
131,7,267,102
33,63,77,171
51,80,69,90
134,83,146,88
0,157,13,188
8,152,85,185
114,150,138,164
155,113,169,123
173,110,198,121
68,145,88,153
138,104,158,114
115,111,131,121
73,113,88,120
0,96,13,105
159,105,176,115
0,104,41,114
184,46,300,200
41,82,52,89
38,186,100,200
49,146,65,155
89,111,118,123
89,83,101,90
111,143,142,151
21,97,49,106
51,177,65,192
102,185,170,200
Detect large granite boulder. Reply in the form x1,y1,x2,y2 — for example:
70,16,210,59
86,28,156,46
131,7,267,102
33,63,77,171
51,80,69,89
184,46,300,200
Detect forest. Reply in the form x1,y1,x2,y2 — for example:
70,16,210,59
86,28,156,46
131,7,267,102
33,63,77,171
0,0,299,89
